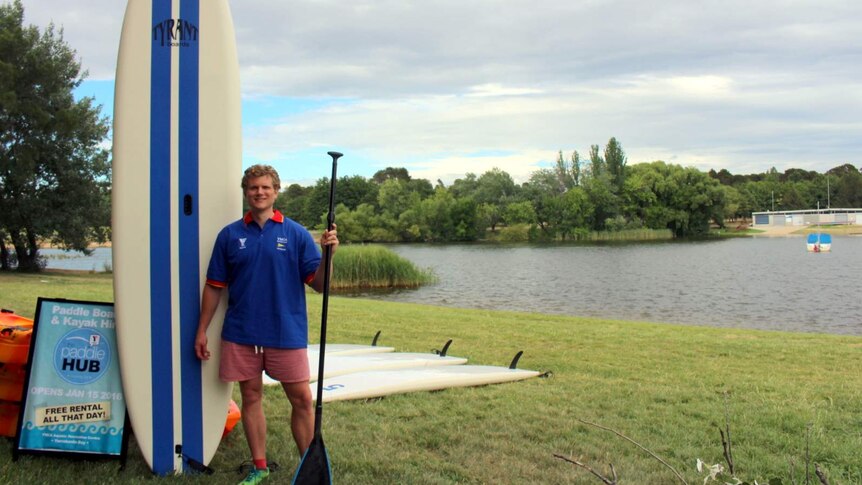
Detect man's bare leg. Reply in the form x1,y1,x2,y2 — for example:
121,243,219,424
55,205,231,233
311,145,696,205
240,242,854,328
282,380,314,455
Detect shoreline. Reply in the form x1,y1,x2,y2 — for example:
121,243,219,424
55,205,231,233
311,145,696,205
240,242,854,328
752,224,862,237
34,225,861,250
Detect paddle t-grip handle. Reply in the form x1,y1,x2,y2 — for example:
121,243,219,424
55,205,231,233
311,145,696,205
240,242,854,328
325,152,342,230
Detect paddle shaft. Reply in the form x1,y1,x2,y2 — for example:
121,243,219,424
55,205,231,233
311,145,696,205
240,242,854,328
313,151,341,434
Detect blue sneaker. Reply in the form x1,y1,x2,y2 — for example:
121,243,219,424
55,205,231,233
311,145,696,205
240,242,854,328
239,467,270,485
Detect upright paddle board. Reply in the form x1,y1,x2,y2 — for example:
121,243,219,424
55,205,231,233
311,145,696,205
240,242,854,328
112,0,241,475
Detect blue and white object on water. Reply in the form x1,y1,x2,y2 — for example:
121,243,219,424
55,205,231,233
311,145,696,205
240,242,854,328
806,233,832,252
112,0,241,475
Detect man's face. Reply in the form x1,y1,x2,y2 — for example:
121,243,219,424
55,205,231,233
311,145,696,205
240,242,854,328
244,175,277,211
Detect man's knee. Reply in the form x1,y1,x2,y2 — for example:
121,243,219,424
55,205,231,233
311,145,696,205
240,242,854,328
239,380,264,406
284,383,313,411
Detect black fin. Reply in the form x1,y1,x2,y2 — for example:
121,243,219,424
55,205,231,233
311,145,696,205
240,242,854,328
434,339,453,357
509,351,524,369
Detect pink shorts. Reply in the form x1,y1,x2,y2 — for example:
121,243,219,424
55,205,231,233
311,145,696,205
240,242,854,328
219,341,310,384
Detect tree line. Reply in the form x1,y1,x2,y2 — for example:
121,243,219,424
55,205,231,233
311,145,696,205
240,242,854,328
710,164,862,219
278,144,862,244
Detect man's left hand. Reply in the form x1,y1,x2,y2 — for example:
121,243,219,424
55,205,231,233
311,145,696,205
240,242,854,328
321,223,339,254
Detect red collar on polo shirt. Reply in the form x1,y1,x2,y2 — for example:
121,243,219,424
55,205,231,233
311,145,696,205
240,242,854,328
242,210,285,225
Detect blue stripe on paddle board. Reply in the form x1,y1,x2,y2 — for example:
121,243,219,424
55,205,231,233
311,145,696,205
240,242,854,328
178,0,202,471
150,0,175,475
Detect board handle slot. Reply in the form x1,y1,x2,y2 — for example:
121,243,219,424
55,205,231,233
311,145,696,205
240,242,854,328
183,194,193,215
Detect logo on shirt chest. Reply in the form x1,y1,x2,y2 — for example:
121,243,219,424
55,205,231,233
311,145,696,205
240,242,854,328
276,236,288,251
238,238,247,250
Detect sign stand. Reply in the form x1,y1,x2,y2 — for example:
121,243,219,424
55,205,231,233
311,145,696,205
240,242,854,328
12,298,129,465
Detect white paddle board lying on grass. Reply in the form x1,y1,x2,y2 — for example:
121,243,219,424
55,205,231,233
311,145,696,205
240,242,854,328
307,344,394,355
263,340,464,385
313,352,540,403
308,331,395,355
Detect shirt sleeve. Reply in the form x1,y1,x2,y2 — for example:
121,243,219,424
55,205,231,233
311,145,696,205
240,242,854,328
206,227,230,287
299,227,322,282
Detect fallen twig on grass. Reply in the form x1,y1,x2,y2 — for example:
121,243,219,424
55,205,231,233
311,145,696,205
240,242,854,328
553,454,617,485
815,463,830,485
720,391,735,476
576,418,688,485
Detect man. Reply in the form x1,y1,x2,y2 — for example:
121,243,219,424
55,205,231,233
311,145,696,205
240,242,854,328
195,164,338,485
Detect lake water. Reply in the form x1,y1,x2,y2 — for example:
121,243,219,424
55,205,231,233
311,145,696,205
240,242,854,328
360,236,862,336
41,247,113,272
42,237,862,335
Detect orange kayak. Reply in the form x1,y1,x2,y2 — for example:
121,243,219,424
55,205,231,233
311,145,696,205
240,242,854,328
0,363,26,402
0,400,20,437
222,399,241,438
0,311,33,364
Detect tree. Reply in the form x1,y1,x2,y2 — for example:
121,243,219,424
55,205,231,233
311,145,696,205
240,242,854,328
524,168,563,196
336,175,379,210
304,177,334,228
0,1,111,271
449,173,478,199
627,162,725,237
571,150,581,187
475,168,516,205
604,137,627,193
827,164,862,208
581,173,618,230
334,203,377,242
407,178,434,200
554,150,575,191
415,187,478,241
474,168,516,232
275,183,308,221
503,201,535,225
521,170,563,236
372,166,411,184
588,144,604,178
558,187,593,238
377,179,420,220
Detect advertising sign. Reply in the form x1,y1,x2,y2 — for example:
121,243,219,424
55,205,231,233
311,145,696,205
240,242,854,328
13,298,128,461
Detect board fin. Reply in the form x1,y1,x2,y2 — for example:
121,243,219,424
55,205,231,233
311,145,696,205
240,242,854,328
371,330,382,346
433,339,453,357
176,445,214,475
509,351,525,369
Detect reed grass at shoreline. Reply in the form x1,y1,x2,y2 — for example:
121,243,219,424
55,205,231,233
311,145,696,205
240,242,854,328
330,244,436,289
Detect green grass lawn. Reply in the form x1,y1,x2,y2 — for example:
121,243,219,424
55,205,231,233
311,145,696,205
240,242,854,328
1,271,860,484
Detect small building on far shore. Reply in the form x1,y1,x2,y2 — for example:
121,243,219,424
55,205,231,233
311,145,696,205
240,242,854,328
752,208,862,228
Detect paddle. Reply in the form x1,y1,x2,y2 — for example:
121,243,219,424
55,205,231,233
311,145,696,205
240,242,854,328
292,151,341,485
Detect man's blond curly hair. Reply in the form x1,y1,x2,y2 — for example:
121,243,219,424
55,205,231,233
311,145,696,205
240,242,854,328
241,164,281,192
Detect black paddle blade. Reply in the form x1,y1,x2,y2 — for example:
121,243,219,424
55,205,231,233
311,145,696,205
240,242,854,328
292,435,332,485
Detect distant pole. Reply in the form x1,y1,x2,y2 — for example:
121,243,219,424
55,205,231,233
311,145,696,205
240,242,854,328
827,177,830,209
771,190,774,211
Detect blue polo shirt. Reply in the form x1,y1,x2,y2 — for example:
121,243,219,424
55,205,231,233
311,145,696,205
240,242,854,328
206,210,321,348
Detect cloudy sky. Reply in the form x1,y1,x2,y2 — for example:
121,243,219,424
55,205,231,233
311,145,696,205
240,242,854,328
19,0,862,186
